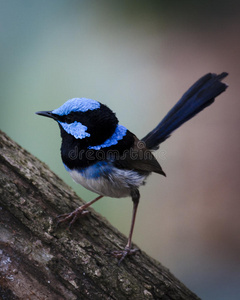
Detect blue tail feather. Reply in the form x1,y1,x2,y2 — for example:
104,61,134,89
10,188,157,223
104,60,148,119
142,72,228,150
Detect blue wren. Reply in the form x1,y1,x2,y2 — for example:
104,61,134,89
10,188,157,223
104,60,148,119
36,72,228,263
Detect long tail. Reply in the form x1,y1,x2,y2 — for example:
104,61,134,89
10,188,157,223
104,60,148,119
142,72,228,150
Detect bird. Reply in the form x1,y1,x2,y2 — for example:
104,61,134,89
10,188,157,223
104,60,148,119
36,72,228,264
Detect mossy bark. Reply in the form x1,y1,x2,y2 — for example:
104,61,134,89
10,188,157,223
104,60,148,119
0,130,200,300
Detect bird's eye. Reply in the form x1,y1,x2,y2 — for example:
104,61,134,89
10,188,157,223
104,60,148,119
65,114,73,123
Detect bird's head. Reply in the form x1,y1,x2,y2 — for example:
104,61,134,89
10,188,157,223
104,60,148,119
36,98,120,147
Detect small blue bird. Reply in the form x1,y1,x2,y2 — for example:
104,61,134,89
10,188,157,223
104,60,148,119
36,72,228,263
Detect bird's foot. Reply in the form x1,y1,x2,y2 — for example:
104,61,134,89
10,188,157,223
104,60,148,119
56,207,89,229
110,246,139,265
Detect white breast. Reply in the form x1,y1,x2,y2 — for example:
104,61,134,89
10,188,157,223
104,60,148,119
68,165,147,198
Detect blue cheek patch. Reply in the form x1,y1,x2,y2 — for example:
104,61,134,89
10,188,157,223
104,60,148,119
52,98,100,116
59,121,90,139
88,125,127,150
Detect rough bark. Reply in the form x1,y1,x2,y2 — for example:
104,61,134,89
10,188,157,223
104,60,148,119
0,130,200,300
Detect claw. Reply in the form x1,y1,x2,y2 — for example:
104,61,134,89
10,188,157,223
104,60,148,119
109,247,139,265
56,195,103,229
56,208,90,229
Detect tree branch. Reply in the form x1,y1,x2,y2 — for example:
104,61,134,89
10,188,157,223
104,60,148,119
0,130,200,300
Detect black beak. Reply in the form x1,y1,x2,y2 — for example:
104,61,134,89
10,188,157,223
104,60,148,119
35,111,58,120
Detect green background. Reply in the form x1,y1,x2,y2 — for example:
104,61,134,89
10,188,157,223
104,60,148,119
1,1,240,299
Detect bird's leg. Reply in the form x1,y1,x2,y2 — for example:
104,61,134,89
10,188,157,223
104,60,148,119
57,195,103,228
111,190,140,264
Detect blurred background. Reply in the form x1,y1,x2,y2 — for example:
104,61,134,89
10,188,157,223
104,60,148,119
1,0,240,298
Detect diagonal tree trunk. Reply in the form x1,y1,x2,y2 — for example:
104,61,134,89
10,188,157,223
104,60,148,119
0,130,200,300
